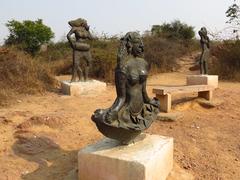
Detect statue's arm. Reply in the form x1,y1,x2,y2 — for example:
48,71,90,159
110,72,127,112
200,35,208,44
67,28,75,48
142,78,151,103
142,75,159,108
87,30,93,40
206,36,210,48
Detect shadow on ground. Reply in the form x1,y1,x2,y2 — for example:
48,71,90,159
12,133,78,180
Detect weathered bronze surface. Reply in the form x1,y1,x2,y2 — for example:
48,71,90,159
67,18,93,82
92,32,160,144
199,27,210,75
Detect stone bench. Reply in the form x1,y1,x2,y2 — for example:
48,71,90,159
153,85,215,112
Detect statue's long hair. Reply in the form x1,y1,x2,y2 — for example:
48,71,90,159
116,32,143,70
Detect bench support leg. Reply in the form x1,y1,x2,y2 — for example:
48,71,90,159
198,91,213,101
156,94,171,113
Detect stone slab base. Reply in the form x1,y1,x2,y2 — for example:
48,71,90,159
78,134,173,180
61,80,106,96
186,75,218,88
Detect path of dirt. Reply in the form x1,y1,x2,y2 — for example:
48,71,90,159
0,54,239,180
176,51,200,74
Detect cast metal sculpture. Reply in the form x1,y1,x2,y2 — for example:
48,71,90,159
199,27,210,75
91,32,160,144
67,18,93,82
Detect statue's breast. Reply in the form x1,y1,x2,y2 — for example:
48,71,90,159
126,58,148,85
127,70,139,85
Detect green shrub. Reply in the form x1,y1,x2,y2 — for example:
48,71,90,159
5,19,54,56
151,20,195,40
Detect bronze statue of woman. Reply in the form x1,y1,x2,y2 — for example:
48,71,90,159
67,18,93,82
199,27,210,75
92,32,160,144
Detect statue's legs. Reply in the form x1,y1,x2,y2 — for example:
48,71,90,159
199,51,209,75
200,60,204,74
83,66,89,82
83,51,92,82
71,50,84,82
203,60,208,74
71,50,78,82
76,65,84,81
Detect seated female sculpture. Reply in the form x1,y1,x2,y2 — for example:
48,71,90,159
91,32,159,144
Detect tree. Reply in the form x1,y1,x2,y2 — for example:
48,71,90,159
151,20,195,40
226,0,240,26
5,19,54,55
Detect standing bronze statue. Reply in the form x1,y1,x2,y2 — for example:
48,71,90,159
91,32,160,144
199,27,210,75
67,18,93,82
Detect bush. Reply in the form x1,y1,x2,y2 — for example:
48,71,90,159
151,20,195,40
5,19,54,56
36,36,199,82
90,39,118,82
144,36,199,73
0,47,56,105
210,40,240,81
37,42,71,62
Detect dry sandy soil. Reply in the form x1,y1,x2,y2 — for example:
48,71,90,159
0,68,240,179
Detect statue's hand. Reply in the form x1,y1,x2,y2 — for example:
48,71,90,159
149,97,160,108
105,110,118,124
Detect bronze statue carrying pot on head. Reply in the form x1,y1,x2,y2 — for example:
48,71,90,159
67,18,93,82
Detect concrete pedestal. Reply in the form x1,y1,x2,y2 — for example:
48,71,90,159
78,134,173,180
186,75,218,88
61,80,106,96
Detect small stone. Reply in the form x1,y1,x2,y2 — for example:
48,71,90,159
21,171,29,175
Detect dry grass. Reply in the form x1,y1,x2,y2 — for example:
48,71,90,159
210,40,240,81
144,36,199,73
0,37,199,105
38,38,199,83
0,47,56,106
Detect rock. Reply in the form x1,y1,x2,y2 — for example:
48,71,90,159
157,112,183,122
197,99,223,108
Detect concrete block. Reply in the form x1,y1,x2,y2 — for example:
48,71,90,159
78,134,173,180
156,94,172,113
186,75,218,88
198,90,213,101
61,80,106,96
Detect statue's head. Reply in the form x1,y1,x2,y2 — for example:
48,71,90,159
199,27,208,37
68,18,89,31
121,32,144,57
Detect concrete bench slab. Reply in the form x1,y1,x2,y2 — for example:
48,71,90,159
153,85,215,112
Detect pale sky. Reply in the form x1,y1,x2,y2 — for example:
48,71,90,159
0,0,235,44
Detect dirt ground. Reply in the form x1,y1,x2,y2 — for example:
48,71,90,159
0,69,240,180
